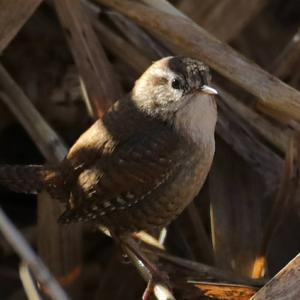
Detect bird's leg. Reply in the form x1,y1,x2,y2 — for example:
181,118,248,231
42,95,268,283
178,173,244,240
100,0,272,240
120,236,172,300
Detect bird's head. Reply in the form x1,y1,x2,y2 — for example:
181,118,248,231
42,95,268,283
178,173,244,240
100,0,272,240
132,56,217,143
132,56,217,118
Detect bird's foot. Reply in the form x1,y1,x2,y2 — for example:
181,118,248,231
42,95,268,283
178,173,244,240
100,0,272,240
116,235,175,299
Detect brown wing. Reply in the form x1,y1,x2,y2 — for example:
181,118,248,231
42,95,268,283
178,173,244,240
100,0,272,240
58,123,185,224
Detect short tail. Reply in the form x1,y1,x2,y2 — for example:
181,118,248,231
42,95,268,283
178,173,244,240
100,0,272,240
0,165,54,194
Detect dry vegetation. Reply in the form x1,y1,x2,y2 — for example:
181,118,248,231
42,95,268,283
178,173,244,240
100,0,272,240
0,0,300,299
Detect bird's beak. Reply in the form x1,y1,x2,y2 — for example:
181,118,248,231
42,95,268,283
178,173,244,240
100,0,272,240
201,85,218,95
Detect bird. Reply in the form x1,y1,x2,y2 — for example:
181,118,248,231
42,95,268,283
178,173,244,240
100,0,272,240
0,56,218,299
0,56,217,237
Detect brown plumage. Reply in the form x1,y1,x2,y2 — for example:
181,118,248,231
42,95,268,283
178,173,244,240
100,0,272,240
0,56,218,236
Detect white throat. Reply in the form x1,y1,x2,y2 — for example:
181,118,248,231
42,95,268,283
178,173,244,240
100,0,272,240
174,94,217,147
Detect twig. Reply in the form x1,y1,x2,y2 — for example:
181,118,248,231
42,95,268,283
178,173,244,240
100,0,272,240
0,207,69,300
96,0,300,123
19,263,42,300
0,226,36,256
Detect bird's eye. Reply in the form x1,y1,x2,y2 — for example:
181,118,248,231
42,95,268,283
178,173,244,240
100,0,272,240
171,78,181,90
